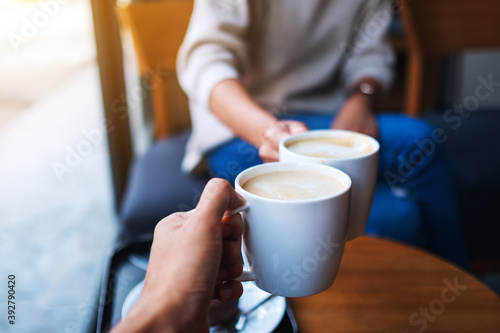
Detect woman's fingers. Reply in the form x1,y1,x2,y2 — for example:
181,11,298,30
259,120,308,163
258,143,279,163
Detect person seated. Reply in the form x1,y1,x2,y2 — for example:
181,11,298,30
176,0,467,267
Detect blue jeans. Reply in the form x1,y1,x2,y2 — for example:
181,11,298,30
206,113,468,268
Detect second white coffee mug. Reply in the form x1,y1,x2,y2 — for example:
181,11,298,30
234,162,351,297
279,130,379,240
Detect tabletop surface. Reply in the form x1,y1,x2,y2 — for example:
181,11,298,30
288,236,500,333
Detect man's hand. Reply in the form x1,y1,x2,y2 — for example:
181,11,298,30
112,179,246,333
332,93,378,138
259,120,308,162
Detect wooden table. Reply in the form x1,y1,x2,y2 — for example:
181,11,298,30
288,236,500,333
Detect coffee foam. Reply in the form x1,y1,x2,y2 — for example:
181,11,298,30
242,170,344,201
286,136,374,159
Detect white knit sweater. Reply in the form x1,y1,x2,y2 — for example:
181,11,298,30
177,0,395,173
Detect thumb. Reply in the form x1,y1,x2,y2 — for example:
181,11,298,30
191,179,246,236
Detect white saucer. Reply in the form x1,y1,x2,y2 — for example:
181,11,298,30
121,279,145,318
122,280,286,332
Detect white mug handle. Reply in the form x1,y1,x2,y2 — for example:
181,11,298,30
228,204,250,216
236,270,257,282
228,204,257,282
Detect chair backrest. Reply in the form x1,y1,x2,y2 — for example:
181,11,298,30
399,0,500,116
116,0,193,139
400,0,500,55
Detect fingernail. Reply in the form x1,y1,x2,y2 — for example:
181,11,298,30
219,285,233,301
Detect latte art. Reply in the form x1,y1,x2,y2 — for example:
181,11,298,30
286,136,374,159
242,170,344,201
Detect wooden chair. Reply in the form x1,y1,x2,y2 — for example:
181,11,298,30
399,0,500,116
115,0,193,139
111,0,214,247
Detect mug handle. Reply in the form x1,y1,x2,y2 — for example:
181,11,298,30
236,270,257,282
228,204,257,282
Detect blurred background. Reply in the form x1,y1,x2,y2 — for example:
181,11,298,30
0,0,117,331
0,0,499,332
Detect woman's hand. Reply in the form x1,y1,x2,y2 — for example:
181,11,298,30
332,93,378,138
259,120,308,162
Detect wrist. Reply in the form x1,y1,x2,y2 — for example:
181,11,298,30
115,292,199,333
346,93,376,113
209,79,278,149
346,78,380,108
123,298,177,333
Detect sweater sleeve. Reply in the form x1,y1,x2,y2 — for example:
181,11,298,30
341,0,395,93
176,0,250,108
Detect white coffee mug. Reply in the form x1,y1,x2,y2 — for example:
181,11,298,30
279,130,379,240
234,162,351,297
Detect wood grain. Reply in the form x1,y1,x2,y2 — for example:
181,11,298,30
288,236,500,333
90,0,133,208
401,0,500,55
115,1,193,138
399,0,500,116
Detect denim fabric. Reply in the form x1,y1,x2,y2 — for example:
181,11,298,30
207,113,468,268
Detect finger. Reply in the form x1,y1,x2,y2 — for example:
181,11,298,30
286,121,308,134
259,144,279,163
221,214,244,240
193,179,246,233
264,122,288,144
216,260,243,281
276,121,307,145
220,240,242,265
274,131,292,145
224,260,244,281
215,280,244,302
